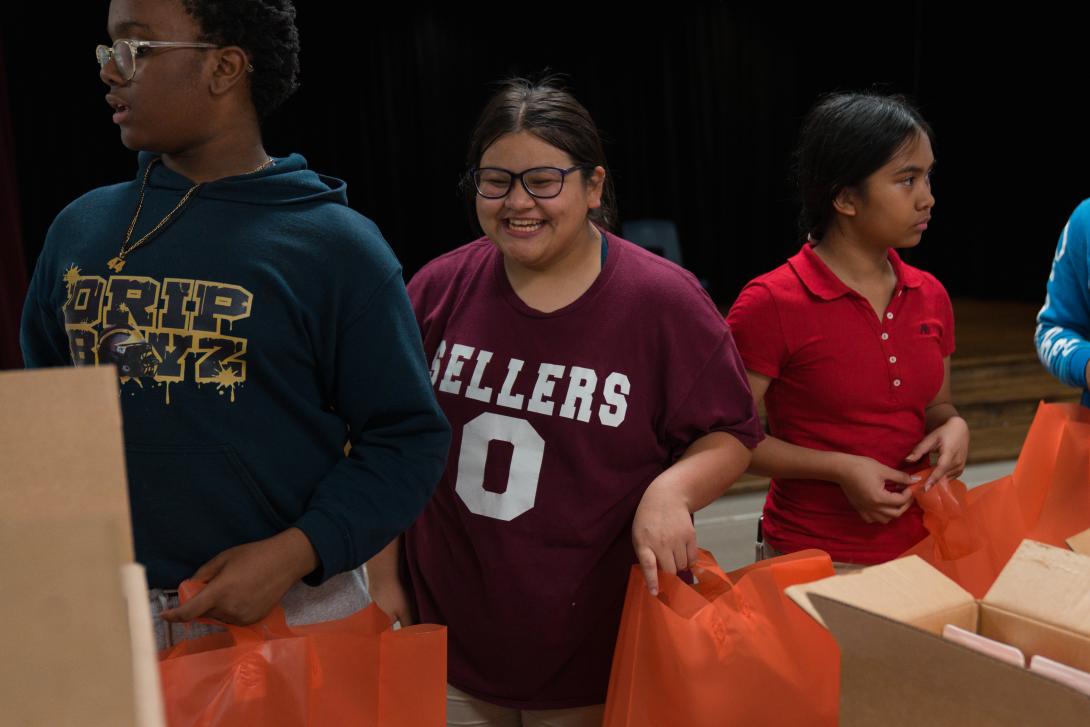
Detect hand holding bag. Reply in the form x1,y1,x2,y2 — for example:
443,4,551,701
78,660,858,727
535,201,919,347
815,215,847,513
903,402,1090,598
604,549,838,727
158,580,446,727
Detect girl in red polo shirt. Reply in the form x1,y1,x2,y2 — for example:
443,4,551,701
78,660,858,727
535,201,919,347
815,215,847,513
727,92,969,566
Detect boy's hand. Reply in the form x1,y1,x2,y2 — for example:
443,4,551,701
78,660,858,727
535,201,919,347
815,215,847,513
161,527,318,626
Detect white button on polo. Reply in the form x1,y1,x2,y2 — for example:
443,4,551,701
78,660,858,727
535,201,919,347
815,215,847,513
889,356,897,364
886,312,894,320
893,379,902,387
881,333,889,341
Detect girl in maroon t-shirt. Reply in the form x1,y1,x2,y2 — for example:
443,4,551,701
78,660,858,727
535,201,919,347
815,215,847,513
368,77,762,723
728,92,970,566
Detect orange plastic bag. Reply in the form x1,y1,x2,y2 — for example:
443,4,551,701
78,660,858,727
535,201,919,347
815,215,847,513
603,549,839,727
903,402,1090,597
913,476,984,560
159,581,446,727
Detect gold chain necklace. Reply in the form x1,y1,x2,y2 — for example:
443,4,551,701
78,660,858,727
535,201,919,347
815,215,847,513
106,156,274,273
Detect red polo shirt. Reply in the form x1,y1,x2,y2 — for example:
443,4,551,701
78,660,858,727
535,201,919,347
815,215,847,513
727,243,955,563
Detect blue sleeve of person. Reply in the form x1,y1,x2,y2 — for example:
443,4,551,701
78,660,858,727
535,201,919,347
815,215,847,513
1036,199,1090,399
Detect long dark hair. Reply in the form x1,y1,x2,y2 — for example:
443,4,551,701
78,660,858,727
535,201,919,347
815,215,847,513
465,75,618,231
795,92,933,240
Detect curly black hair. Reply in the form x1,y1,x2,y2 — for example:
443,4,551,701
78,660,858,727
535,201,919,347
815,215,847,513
181,0,300,119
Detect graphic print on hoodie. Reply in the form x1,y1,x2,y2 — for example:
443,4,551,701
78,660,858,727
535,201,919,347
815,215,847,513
61,265,252,402
29,152,359,404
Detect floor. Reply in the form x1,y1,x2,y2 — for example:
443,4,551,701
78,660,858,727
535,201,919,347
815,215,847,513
695,459,1017,572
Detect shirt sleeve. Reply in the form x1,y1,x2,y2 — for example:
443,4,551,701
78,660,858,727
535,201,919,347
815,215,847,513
1036,199,1090,390
292,269,451,584
20,231,72,368
725,282,789,379
663,327,764,455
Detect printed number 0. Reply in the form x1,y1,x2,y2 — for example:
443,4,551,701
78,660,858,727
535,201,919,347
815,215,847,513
455,412,545,521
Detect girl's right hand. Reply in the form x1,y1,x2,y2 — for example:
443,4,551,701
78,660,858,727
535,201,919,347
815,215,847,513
369,577,415,627
835,454,920,524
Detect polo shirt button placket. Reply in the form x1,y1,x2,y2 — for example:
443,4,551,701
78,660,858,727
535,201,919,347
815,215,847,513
884,311,900,392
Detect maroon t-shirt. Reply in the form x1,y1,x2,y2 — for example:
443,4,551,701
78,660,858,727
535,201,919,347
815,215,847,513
727,244,955,564
404,233,762,709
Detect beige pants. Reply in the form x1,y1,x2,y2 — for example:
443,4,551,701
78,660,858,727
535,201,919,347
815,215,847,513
446,685,604,727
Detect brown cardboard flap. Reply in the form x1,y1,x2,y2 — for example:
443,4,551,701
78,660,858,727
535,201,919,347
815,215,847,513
0,366,133,562
1068,528,1090,555
0,520,136,726
786,555,975,634
811,594,1090,727
981,603,1090,674
985,540,1090,638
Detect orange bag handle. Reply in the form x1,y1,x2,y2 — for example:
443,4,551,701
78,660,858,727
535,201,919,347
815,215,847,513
690,548,734,601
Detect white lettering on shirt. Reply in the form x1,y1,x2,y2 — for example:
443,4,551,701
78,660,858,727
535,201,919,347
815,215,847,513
465,349,495,403
429,340,447,386
439,343,474,396
527,363,565,416
598,372,631,427
559,366,597,422
433,342,630,427
496,358,527,410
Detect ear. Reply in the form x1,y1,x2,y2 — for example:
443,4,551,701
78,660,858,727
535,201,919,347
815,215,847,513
585,165,606,210
208,46,251,97
832,186,859,218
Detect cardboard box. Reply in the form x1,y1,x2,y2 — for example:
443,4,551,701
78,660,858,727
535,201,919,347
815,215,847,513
1068,527,1090,555
787,540,1090,726
0,367,163,726
1,520,135,726
0,365,133,561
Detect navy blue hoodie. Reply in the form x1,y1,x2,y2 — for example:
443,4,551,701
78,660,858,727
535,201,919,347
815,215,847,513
21,152,450,588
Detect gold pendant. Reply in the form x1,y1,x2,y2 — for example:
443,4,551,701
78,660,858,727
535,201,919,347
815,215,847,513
107,256,126,273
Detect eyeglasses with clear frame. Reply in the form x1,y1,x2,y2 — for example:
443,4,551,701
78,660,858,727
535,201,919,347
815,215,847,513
95,39,221,82
470,165,591,200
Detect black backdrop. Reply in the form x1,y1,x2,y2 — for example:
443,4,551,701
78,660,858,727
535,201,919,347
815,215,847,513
4,3,1089,313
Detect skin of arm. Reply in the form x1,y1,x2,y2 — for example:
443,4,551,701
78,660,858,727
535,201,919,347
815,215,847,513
631,431,752,595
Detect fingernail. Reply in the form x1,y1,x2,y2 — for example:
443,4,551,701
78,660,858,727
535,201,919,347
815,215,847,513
910,476,921,482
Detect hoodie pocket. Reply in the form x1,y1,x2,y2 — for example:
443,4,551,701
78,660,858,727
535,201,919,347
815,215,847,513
125,443,292,582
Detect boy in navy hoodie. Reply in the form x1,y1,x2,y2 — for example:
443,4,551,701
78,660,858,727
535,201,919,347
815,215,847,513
20,0,449,646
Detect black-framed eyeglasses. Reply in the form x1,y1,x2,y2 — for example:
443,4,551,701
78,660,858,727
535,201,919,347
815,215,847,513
95,39,221,82
470,165,590,199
